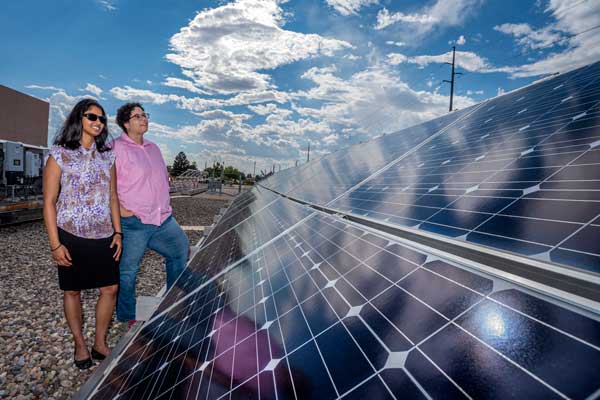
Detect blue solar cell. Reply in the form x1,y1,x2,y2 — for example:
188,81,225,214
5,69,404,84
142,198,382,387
399,268,484,319
550,247,600,274
492,289,600,346
458,299,600,399
372,285,447,344
466,230,552,255
380,369,429,399
474,214,579,246
364,249,419,282
316,322,375,395
287,341,337,399
425,260,494,295
343,374,396,399
404,349,467,399
420,324,562,399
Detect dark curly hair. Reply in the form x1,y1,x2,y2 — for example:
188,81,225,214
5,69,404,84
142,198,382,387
54,99,111,152
116,102,144,134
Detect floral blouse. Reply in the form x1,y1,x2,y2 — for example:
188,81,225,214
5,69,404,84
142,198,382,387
48,144,115,239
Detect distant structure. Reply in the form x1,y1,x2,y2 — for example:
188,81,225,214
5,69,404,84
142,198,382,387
0,85,49,147
0,86,49,224
443,46,462,112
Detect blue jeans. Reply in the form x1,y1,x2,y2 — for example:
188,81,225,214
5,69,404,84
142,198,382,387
116,215,189,322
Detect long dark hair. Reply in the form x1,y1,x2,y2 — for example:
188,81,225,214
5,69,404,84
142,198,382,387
54,99,111,152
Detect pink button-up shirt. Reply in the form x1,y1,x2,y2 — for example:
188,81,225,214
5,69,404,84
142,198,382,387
111,133,172,226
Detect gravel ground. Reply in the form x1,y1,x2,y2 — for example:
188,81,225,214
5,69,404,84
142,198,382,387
0,196,230,399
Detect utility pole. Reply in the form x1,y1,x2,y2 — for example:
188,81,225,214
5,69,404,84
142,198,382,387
307,142,310,163
253,161,256,177
219,161,224,194
443,46,462,112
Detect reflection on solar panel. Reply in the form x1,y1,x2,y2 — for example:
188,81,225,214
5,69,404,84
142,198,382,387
82,62,600,399
268,107,475,204
87,211,599,399
156,187,314,314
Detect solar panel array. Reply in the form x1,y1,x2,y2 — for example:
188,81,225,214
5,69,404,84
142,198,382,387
90,209,599,399
264,61,600,275
85,62,600,399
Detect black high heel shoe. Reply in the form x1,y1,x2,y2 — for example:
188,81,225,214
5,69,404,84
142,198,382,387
74,350,92,370
91,347,108,361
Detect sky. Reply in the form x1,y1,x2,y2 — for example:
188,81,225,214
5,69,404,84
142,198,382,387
2,0,599,175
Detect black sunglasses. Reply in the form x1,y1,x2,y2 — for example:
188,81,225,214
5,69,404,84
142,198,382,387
83,113,107,124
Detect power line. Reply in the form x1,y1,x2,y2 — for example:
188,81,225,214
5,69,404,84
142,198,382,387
569,23,600,38
554,0,592,16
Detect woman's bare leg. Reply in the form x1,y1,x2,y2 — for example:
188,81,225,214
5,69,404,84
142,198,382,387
64,290,89,360
94,284,118,354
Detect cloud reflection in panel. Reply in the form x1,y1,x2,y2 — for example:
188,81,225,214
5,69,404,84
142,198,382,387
89,212,600,399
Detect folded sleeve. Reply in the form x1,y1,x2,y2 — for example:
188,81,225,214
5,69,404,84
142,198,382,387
46,145,63,169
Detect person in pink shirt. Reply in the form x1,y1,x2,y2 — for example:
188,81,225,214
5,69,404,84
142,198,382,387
111,103,189,326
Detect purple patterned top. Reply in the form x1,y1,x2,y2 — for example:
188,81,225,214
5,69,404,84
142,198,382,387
48,143,116,239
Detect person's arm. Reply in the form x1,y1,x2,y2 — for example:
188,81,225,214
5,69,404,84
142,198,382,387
109,164,123,260
43,156,72,266
113,144,135,217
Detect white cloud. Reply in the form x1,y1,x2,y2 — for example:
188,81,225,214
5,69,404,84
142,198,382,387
108,85,292,113
25,85,63,91
109,86,184,104
196,109,251,121
325,0,378,16
456,35,466,45
80,83,103,97
162,77,212,95
497,87,505,96
375,0,483,34
375,8,437,30
24,86,118,145
247,103,279,115
96,0,116,11
387,50,510,74
494,23,567,50
387,53,408,65
293,64,477,140
466,89,483,95
385,41,407,47
491,0,600,78
166,0,352,94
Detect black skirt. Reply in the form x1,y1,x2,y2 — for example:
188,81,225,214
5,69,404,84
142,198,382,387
57,228,119,291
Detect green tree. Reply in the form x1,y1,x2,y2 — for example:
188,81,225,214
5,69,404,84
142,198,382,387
172,151,190,176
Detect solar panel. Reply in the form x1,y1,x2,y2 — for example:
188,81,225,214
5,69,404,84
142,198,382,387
155,189,314,314
262,107,474,204
82,62,600,399
326,61,600,274
88,211,599,399
260,61,600,275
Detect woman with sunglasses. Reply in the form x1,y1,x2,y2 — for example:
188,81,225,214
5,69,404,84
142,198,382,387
43,98,122,370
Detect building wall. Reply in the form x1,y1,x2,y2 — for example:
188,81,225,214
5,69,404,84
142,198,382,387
0,85,49,147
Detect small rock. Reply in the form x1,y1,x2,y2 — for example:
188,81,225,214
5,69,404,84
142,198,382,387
60,379,73,388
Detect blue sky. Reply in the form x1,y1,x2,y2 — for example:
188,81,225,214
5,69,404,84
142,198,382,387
2,0,599,174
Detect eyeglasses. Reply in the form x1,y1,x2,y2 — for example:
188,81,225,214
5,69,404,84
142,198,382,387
83,113,107,124
129,113,150,121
